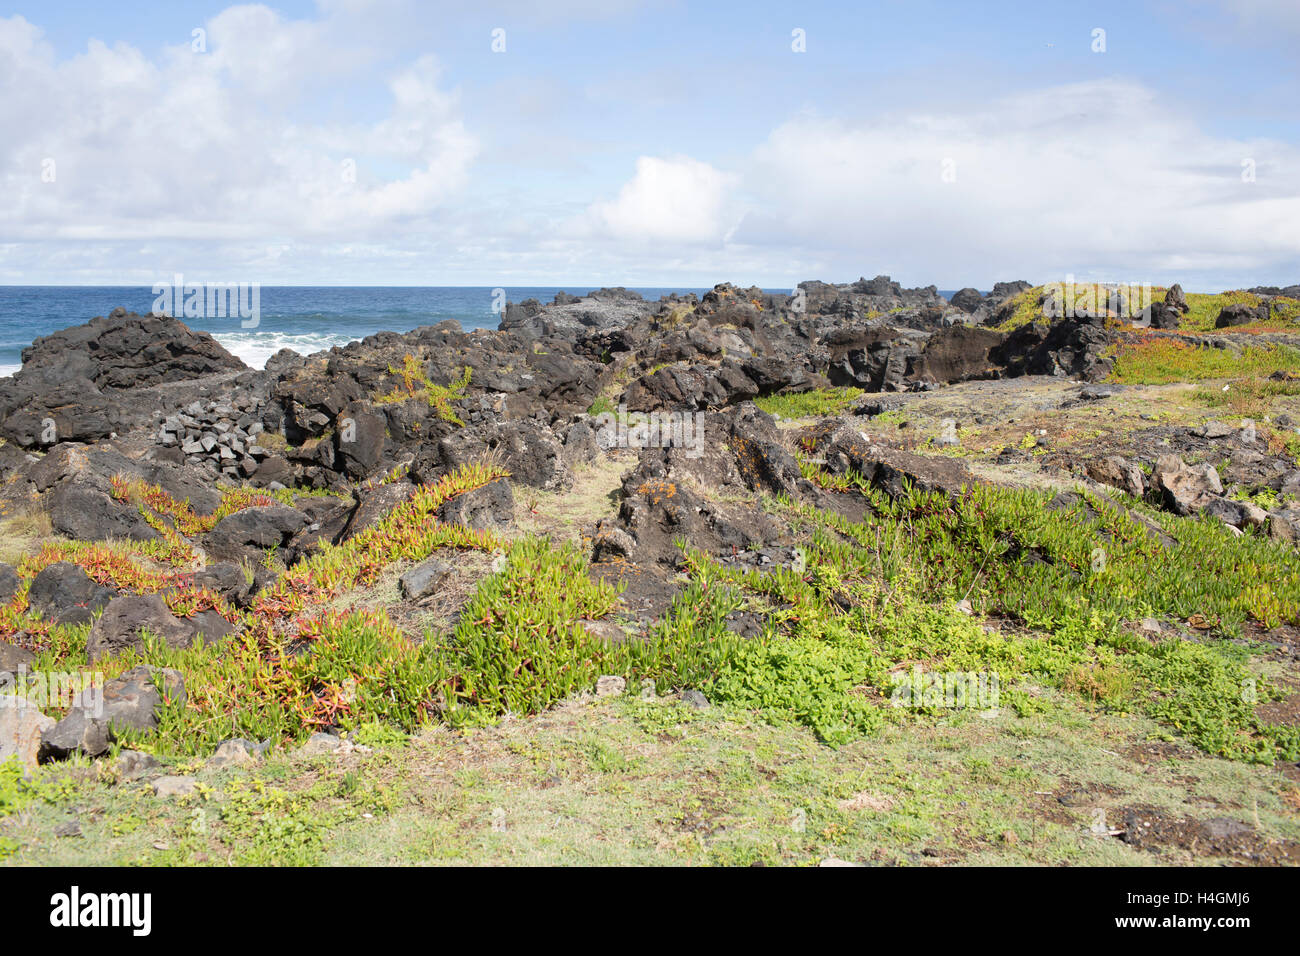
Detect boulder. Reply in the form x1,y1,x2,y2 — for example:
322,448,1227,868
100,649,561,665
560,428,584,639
284,496,355,561
0,564,20,602
437,477,514,531
911,325,1005,384
987,280,1031,304
1147,301,1182,329
948,288,984,313
85,594,233,662
823,429,973,500
27,561,115,626
40,707,111,760
1215,303,1268,328
337,482,414,543
1165,284,1190,314
193,562,254,609
48,482,159,542
1086,456,1145,498
250,454,292,488
97,665,186,732
334,404,388,479
16,311,244,390
205,505,308,560
1152,455,1223,516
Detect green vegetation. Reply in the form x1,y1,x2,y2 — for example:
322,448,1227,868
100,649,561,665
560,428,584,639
1108,340,1300,385
781,475,1299,762
992,285,1049,331
0,759,76,860
1193,376,1300,418
1177,290,1300,332
3,687,1297,866
445,538,623,723
14,457,1299,767
992,284,1300,334
188,479,1300,760
755,387,864,418
374,354,472,426
114,608,451,755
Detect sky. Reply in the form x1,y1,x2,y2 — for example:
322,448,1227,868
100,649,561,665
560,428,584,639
0,0,1297,290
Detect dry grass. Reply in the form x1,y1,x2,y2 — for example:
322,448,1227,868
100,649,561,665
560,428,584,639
6,689,1299,866
514,451,632,546
0,507,53,565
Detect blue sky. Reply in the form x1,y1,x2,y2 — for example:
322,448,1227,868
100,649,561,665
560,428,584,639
0,0,1296,289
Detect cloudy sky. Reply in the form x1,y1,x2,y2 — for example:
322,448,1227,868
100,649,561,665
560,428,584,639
0,0,1297,289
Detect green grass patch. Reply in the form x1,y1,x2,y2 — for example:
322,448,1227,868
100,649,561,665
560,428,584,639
1108,340,1300,385
755,387,864,419
784,475,1300,762
1178,291,1300,332
1192,377,1300,419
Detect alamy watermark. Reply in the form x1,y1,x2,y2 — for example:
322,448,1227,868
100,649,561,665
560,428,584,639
593,405,705,458
1041,275,1152,325
151,274,261,328
49,886,151,936
890,666,999,710
1,667,103,716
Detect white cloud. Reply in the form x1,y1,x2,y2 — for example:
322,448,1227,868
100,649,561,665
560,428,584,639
587,155,739,243
0,10,477,246
0,5,1296,290
731,79,1300,285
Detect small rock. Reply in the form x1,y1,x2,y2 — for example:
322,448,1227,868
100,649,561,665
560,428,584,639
397,559,453,601
207,738,266,770
152,775,197,798
40,707,111,761
1202,817,1252,840
581,620,628,645
680,689,710,709
1137,617,1163,638
117,749,159,778
1201,421,1233,439
595,675,626,698
0,640,35,674
297,732,342,757
53,820,82,838
0,694,55,769
1078,385,1119,401
1239,501,1268,528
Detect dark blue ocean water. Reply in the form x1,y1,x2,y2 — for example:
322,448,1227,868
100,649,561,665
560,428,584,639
0,286,710,375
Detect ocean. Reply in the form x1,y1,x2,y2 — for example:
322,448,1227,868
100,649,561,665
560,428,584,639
0,285,966,377
0,286,710,377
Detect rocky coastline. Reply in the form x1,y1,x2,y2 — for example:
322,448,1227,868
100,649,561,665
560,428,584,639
2,275,1300,785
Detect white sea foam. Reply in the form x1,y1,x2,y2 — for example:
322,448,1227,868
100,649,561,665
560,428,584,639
212,331,359,370
0,363,21,378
